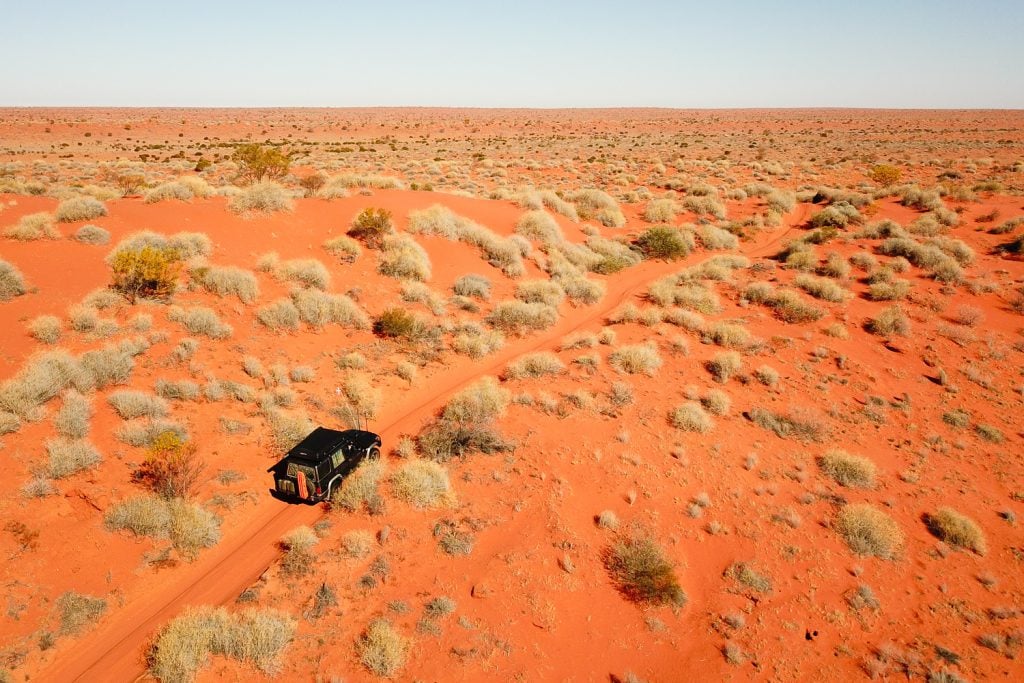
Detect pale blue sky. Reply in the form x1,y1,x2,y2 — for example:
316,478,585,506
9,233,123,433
3,0,1023,107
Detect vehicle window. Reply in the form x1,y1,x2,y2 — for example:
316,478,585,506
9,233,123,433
330,448,345,469
286,462,317,481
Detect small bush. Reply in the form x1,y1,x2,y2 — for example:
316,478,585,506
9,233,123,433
869,305,910,337
392,460,453,509
168,306,232,339
195,266,258,304
155,379,201,401
609,344,662,376
332,460,386,513
725,562,773,594
105,496,220,558
925,508,986,554
453,274,491,300
5,212,59,240
0,259,28,300
636,225,692,260
603,534,686,606
323,235,362,262
56,591,107,635
46,438,101,479
280,526,318,576
116,419,188,448
277,258,331,290
107,390,169,419
819,449,876,488
357,619,409,678
794,274,850,303
257,299,301,331
55,197,107,223
754,365,779,386
516,279,565,307
670,402,713,433
292,289,369,329
706,322,750,349
135,431,204,499
486,300,558,335
418,377,512,461
706,351,742,383
701,389,731,416
835,503,903,559
643,198,678,223
54,391,91,439
74,224,110,245
374,307,428,341
378,235,432,281
504,352,566,380
110,246,181,302
749,406,825,442
148,607,295,682
28,315,62,344
348,208,394,249
868,164,902,186
227,181,293,214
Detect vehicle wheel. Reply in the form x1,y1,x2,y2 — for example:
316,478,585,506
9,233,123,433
368,446,381,460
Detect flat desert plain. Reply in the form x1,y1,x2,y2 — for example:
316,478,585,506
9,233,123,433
0,108,1022,682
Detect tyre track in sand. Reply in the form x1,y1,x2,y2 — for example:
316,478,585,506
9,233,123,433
41,209,805,682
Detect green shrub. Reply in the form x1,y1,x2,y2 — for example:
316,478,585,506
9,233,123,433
835,503,903,559
925,508,986,554
348,207,394,249
231,143,292,183
603,534,686,606
110,246,181,302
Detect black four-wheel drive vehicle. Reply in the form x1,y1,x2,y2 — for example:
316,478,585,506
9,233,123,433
268,427,381,503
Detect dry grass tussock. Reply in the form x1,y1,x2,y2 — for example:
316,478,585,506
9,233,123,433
749,406,825,442
105,495,220,559
5,212,59,240
193,265,259,304
819,449,876,488
378,234,432,281
290,289,369,329
925,508,987,554
357,619,410,678
168,306,233,339
148,607,296,682
55,197,107,222
0,259,28,300
29,315,62,344
332,459,386,513
609,344,662,376
107,230,213,261
670,402,713,433
504,351,565,380
408,204,525,277
107,390,169,419
418,376,512,461
46,438,101,478
391,460,453,509
835,503,903,559
603,533,686,606
227,182,293,214
486,300,558,336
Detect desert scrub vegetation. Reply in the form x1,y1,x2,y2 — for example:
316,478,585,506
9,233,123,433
109,245,182,302
0,259,28,300
347,207,394,249
749,406,825,442
5,212,59,240
332,459,385,513
868,305,910,337
408,204,525,277
834,503,903,559
323,234,361,263
706,351,742,383
609,343,662,376
55,197,107,222
925,508,986,554
279,526,318,576
275,258,331,290
644,198,678,223
503,352,566,380
648,278,719,313
46,438,101,478
116,418,189,448
566,188,626,227
28,315,62,344
635,225,692,260
378,234,432,281
107,390,169,419
55,591,108,636
292,289,369,329
603,532,686,606
877,236,965,283
357,618,410,678
515,279,565,307
192,265,258,304
391,460,453,509
168,306,232,339
105,495,220,558
257,298,300,332
794,274,851,303
373,307,430,342
418,376,512,461
227,181,293,214
697,225,739,251
453,273,491,300
819,449,876,488
486,300,558,335
148,606,296,682
54,390,91,439
451,323,505,358
724,562,773,594
670,402,713,433
705,322,751,349
743,282,824,323
135,431,204,499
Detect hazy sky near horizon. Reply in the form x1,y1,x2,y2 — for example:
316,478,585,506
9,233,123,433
4,0,1023,108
